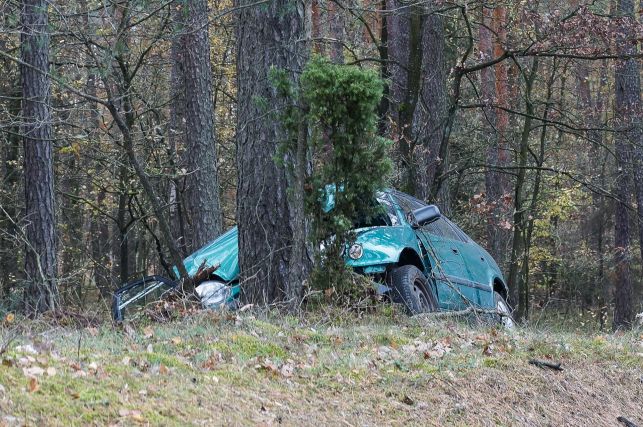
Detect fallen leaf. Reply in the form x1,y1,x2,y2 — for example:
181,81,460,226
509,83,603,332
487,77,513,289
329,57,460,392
27,377,39,393
159,364,169,375
401,395,415,406
46,367,57,377
143,327,154,339
482,344,493,356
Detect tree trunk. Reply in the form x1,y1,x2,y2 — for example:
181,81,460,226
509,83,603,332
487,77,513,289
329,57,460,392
20,0,58,313
235,0,311,307
183,0,223,252
385,0,422,194
507,58,539,322
168,2,188,255
576,60,610,326
412,8,447,204
481,6,507,267
327,0,344,63
612,0,638,329
0,82,21,296
376,0,389,136
613,1,643,269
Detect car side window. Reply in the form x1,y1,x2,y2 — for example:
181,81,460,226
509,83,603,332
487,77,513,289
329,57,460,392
424,218,461,241
445,219,469,242
390,191,426,215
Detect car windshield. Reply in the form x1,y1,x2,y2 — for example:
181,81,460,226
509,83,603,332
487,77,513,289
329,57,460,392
352,193,399,228
389,190,427,215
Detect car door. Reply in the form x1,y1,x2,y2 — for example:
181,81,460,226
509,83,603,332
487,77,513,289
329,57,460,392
421,218,478,309
112,276,178,321
443,219,494,306
388,191,473,310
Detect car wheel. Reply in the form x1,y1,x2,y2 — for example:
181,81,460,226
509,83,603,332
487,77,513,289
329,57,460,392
390,265,438,315
494,291,515,329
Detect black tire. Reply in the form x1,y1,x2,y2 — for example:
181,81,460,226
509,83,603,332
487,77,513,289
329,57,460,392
494,291,515,329
390,265,438,315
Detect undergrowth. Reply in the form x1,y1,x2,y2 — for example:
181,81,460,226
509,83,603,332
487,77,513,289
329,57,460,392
0,306,640,426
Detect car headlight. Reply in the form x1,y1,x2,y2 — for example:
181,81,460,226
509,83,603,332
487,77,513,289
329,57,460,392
195,281,230,308
348,243,363,260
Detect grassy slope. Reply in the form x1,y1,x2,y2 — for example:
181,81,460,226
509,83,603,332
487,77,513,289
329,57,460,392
0,309,641,426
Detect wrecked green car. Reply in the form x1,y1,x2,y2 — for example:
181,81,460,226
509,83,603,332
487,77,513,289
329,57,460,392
113,189,512,325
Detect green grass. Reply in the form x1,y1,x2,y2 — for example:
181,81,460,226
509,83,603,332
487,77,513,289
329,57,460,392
0,309,641,426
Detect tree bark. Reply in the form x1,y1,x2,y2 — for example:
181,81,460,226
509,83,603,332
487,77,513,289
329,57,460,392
235,0,311,307
183,0,223,252
385,0,421,194
481,6,508,267
612,0,638,329
168,2,188,255
20,0,58,313
0,80,21,296
507,58,539,322
613,1,643,270
412,8,447,204
576,60,609,326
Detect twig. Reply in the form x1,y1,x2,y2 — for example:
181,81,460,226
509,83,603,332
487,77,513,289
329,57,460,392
617,416,640,427
0,326,19,356
413,307,500,319
529,359,563,371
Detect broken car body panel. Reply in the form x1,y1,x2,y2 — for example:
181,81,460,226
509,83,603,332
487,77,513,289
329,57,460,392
173,226,239,282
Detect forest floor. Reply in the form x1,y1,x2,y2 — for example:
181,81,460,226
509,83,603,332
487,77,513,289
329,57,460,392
0,307,641,426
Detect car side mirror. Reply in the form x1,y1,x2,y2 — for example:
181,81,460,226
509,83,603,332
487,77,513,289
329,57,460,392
410,205,441,228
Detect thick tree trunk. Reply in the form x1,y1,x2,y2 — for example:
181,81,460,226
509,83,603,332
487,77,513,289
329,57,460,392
481,6,508,267
183,0,223,252
20,0,58,313
613,2,643,269
412,9,447,204
327,0,344,63
168,3,188,254
235,0,311,307
612,0,638,329
385,0,421,194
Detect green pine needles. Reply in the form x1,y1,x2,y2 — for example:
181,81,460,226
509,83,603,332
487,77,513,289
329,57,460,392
272,57,392,292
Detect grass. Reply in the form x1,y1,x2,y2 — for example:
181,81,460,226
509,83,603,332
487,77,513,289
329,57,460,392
0,307,641,426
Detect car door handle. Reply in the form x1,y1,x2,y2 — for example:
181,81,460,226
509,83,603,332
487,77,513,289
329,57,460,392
451,248,459,254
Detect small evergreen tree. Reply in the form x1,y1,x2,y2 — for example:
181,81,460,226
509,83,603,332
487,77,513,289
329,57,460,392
273,57,392,291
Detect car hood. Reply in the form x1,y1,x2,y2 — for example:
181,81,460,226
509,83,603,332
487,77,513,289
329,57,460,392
347,225,419,267
174,227,239,282
175,224,418,282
